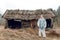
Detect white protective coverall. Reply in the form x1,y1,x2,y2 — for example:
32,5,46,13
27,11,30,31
37,18,46,37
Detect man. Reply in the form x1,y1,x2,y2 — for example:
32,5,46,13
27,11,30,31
37,14,47,38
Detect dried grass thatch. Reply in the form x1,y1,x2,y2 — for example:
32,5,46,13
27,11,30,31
2,9,55,20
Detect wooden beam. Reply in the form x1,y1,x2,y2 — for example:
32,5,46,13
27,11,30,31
5,19,8,29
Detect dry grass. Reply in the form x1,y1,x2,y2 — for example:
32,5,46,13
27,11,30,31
0,25,60,40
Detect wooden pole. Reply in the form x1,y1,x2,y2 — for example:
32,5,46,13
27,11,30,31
51,18,53,28
5,19,8,29
30,20,36,28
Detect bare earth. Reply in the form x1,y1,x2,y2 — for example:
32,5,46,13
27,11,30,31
0,26,60,40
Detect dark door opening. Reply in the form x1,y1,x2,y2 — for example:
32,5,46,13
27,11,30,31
46,19,52,28
8,19,21,29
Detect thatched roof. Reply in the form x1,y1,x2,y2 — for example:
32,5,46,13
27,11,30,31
2,9,55,20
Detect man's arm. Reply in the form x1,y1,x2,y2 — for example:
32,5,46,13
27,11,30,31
37,19,40,27
44,20,47,28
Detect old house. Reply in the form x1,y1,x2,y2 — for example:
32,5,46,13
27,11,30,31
2,9,55,29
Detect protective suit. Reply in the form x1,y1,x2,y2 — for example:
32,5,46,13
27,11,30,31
37,18,46,37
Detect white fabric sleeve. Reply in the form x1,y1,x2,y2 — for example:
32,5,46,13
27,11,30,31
37,20,40,27
44,20,47,28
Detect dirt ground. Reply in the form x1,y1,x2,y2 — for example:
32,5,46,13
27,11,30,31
0,25,60,40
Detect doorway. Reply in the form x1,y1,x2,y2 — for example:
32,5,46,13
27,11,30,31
8,19,22,29
46,18,52,28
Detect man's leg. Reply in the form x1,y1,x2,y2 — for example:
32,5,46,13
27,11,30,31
39,28,41,37
41,29,46,37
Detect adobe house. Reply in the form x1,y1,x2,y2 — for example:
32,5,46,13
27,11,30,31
2,9,55,29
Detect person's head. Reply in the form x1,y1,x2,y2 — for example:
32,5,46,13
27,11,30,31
40,14,44,18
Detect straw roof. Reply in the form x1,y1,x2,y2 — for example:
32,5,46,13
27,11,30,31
2,9,55,20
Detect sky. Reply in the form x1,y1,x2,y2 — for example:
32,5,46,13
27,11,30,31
0,0,60,14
